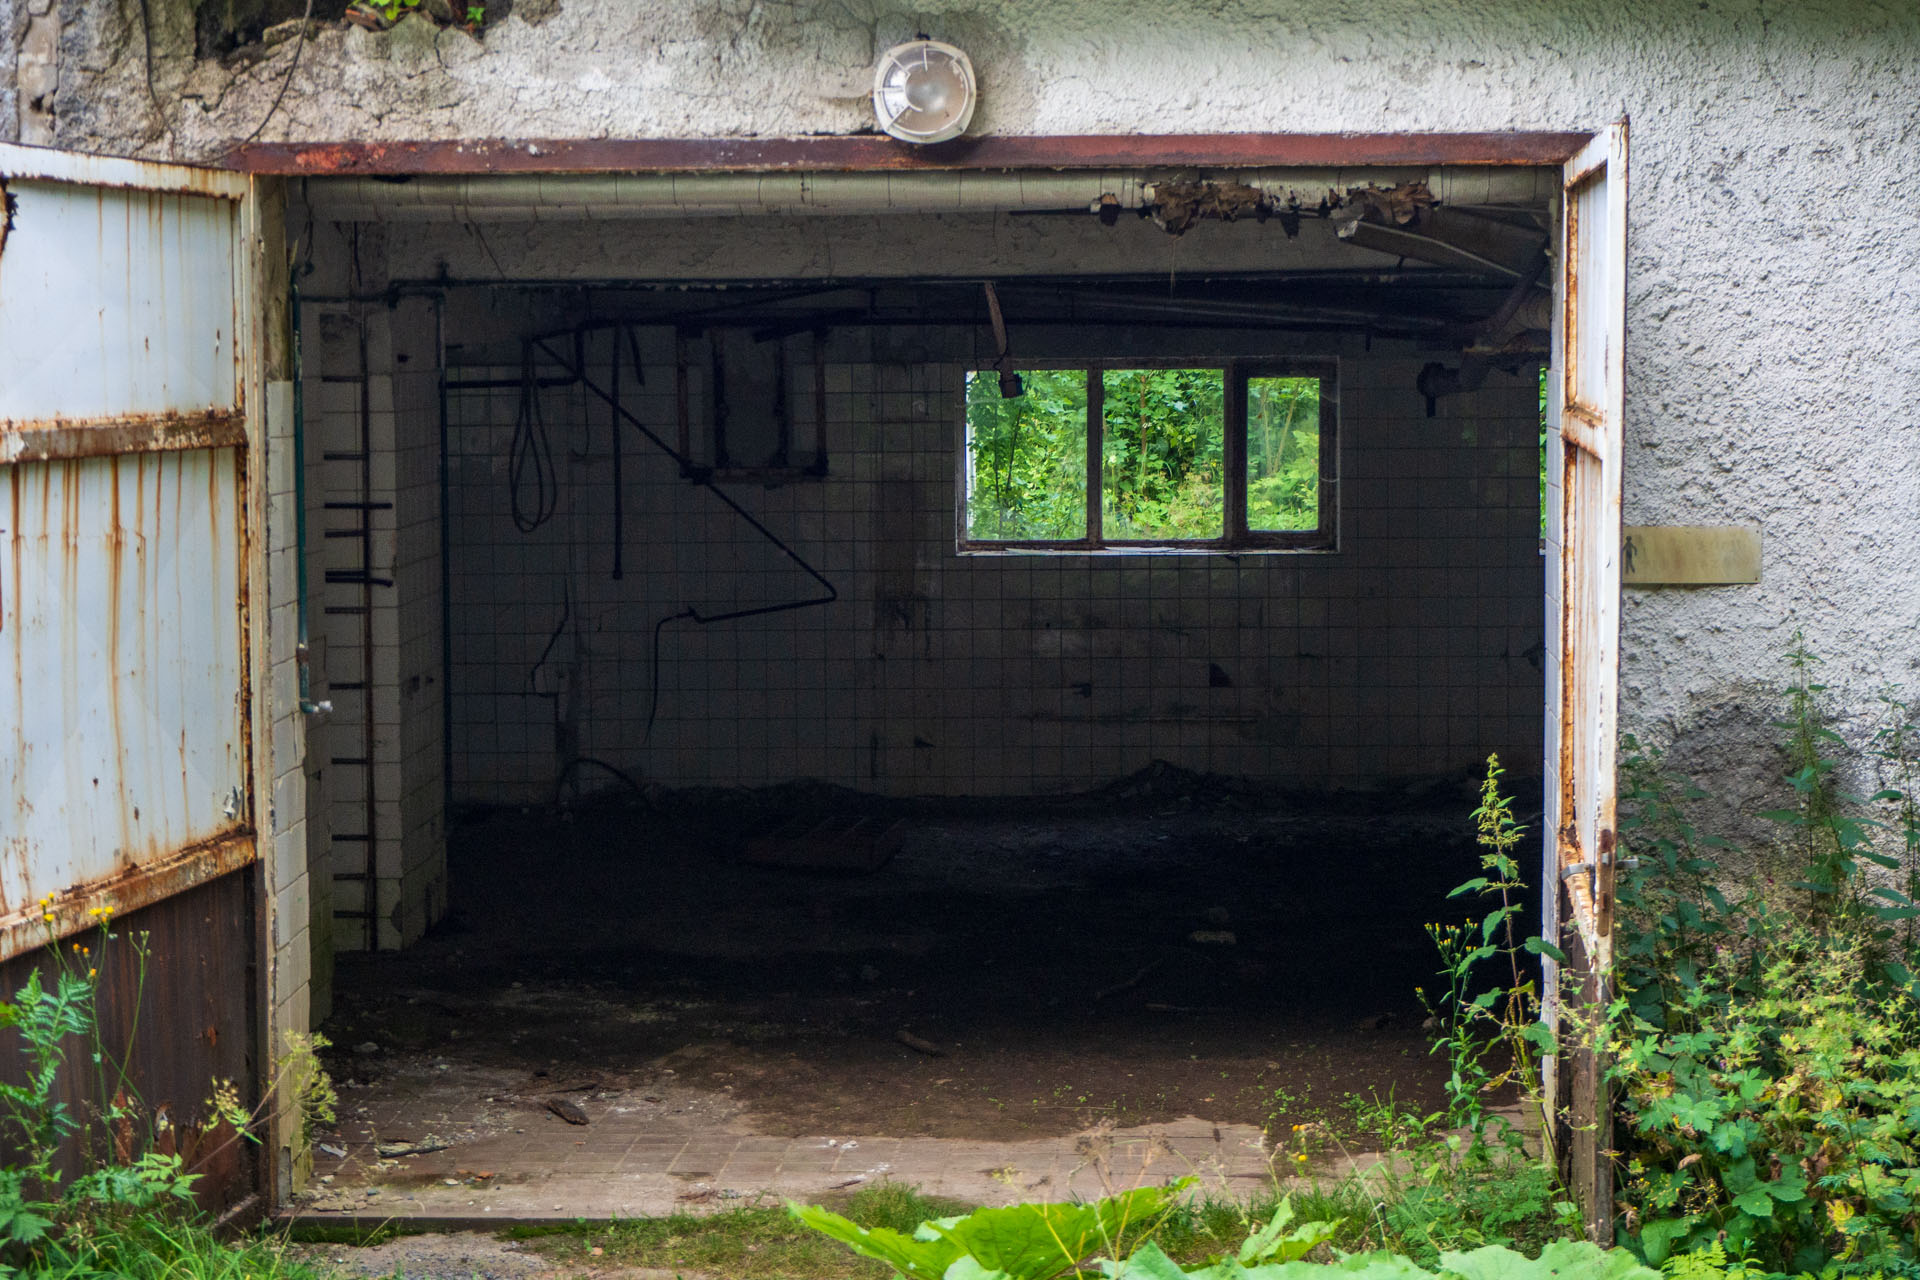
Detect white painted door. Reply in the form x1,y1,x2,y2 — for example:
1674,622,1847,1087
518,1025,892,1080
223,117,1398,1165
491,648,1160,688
1542,121,1628,1238
0,144,261,960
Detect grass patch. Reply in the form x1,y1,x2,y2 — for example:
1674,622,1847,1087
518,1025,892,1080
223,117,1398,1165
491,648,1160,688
525,1181,974,1280
40,1219,333,1279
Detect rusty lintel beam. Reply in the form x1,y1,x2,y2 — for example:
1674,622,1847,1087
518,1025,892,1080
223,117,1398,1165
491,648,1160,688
0,411,247,464
0,828,258,964
226,132,1591,177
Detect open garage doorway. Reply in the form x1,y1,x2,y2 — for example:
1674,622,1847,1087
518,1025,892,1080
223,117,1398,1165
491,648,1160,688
288,162,1555,1218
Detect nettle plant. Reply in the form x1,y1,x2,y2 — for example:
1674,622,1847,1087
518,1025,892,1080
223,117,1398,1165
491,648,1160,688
1608,642,1920,1274
1419,756,1564,1150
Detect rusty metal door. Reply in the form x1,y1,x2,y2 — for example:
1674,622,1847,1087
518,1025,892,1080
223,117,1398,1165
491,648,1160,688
0,144,260,959
1543,122,1628,1240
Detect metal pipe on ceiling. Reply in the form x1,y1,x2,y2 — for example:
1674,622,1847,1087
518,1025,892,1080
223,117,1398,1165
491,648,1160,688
300,166,1558,223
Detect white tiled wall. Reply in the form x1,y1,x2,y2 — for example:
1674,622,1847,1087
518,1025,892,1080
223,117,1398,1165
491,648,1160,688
441,323,1544,802
306,300,446,952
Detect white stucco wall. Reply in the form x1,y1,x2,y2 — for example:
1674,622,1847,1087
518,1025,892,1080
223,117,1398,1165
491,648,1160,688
24,0,1920,817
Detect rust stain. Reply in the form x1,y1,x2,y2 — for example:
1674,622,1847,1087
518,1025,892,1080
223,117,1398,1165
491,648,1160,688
231,447,253,834
224,131,1592,176
0,827,255,964
107,455,129,867
0,175,13,259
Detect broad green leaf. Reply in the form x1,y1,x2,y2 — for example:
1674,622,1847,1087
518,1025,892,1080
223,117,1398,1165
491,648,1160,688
1249,1253,1437,1280
1236,1197,1339,1265
945,1259,1016,1280
1522,937,1567,962
932,1183,1189,1280
1106,1242,1192,1279
788,1203,964,1278
1440,1242,1657,1280
1633,1216,1694,1265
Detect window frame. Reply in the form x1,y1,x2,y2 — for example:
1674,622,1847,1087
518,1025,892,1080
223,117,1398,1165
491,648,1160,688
956,356,1338,554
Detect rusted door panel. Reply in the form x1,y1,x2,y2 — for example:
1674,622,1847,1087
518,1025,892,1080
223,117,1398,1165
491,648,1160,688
0,143,262,1214
0,145,257,962
1547,123,1627,1241
0,181,238,425
1,450,248,944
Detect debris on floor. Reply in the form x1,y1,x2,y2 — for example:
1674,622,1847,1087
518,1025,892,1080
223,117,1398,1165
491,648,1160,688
304,775,1512,1220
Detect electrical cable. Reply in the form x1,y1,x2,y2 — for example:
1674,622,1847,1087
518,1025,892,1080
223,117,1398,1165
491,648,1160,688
508,342,558,533
533,331,840,747
527,583,570,698
648,609,697,743
241,0,315,144
610,326,625,579
551,756,651,810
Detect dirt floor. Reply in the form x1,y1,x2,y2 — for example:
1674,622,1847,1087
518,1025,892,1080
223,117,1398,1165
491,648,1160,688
306,769,1532,1217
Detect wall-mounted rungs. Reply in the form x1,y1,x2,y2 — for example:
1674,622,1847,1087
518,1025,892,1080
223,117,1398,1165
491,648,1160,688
330,756,370,766
324,605,369,616
323,501,393,511
330,681,368,691
322,528,367,539
325,571,394,587
322,452,368,462
331,833,371,843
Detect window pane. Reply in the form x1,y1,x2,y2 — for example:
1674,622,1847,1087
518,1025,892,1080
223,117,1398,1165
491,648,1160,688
1245,375,1320,532
964,369,1087,541
1100,368,1225,540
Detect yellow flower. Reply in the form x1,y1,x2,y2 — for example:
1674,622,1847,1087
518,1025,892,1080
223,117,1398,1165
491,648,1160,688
86,968,96,979
41,913,54,924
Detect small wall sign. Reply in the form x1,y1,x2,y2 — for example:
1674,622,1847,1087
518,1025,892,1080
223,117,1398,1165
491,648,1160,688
1621,526,1761,586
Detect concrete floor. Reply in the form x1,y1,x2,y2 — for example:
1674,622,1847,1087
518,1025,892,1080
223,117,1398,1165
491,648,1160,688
294,787,1514,1225
294,1055,1281,1222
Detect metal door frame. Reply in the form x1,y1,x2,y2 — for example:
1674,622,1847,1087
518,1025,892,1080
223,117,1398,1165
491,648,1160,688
227,128,1624,1219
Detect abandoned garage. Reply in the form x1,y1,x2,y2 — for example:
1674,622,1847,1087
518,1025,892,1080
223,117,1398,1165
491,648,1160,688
2,0,1914,1240
282,164,1555,1214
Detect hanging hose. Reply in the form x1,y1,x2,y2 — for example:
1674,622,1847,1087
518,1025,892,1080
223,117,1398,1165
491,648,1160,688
508,342,558,533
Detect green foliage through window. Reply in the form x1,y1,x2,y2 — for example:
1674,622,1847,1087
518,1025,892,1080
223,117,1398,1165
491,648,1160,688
964,370,1088,541
963,364,1328,548
1247,375,1321,532
1100,368,1225,540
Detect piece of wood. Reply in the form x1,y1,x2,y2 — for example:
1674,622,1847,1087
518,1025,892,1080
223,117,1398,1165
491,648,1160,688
1621,526,1760,586
545,1098,591,1126
895,1029,945,1057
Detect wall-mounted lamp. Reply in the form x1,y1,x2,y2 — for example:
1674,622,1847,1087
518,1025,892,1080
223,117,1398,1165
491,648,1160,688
873,40,977,144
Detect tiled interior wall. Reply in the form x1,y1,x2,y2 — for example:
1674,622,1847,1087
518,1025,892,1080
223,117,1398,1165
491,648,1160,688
305,300,447,952
442,318,1544,802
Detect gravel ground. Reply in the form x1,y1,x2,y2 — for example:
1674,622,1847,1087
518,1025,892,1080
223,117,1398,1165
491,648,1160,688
293,1230,710,1280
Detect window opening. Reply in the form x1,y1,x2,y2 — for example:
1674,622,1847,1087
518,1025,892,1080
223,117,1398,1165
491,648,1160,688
1100,367,1226,541
961,359,1336,552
